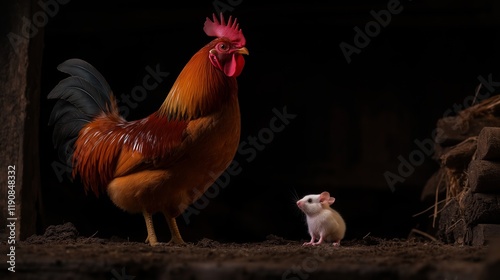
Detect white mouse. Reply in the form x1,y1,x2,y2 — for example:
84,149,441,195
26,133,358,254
296,191,346,246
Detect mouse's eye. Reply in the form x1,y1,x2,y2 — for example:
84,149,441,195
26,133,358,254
307,198,312,203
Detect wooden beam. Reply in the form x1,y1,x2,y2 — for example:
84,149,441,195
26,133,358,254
438,191,500,244
464,193,500,225
476,127,500,161
435,115,500,147
440,136,477,171
0,0,43,240
472,224,500,246
468,160,500,194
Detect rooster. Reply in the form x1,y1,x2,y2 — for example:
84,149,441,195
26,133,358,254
48,14,248,245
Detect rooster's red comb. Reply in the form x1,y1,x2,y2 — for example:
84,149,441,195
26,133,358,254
203,13,246,47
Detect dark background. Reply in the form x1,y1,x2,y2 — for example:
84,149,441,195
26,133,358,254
38,0,500,242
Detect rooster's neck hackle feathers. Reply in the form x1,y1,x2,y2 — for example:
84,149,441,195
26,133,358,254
158,44,238,120
158,13,245,120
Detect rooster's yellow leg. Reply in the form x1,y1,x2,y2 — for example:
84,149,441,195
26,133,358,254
164,215,185,245
143,211,159,246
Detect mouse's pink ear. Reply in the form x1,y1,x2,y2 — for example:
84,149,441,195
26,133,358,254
319,192,335,205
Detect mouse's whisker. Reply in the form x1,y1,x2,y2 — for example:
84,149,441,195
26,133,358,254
289,188,300,202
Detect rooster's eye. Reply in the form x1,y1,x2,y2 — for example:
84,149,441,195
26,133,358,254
217,43,228,52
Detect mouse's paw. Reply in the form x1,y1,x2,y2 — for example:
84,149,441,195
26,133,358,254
303,241,314,246
332,241,341,247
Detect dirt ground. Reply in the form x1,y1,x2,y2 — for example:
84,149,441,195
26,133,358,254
1,223,499,280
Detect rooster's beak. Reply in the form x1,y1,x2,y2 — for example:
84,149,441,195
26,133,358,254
236,47,249,55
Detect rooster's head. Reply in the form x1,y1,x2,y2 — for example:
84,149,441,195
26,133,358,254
204,13,248,77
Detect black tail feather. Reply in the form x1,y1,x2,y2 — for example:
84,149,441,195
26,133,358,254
48,76,110,117
50,100,86,147
48,59,116,168
57,58,112,99
57,137,77,168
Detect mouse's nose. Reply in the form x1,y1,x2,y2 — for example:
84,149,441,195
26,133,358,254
296,201,302,207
